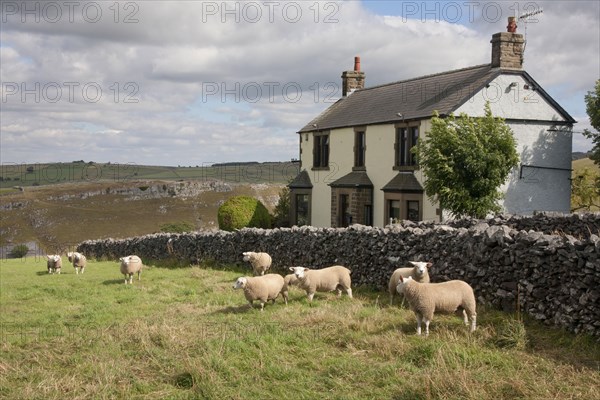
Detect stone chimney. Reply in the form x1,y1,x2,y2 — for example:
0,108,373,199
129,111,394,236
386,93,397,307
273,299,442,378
490,17,525,69
341,56,365,96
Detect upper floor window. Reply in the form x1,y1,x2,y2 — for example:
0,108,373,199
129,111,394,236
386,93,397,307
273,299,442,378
313,133,329,168
395,125,419,167
354,130,366,168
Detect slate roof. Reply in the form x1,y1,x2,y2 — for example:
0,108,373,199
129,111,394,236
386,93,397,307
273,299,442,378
329,171,373,188
288,170,313,189
381,173,424,193
298,65,575,133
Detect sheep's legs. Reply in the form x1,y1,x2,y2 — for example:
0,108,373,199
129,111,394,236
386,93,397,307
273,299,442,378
346,288,353,298
470,314,477,332
462,310,468,325
424,320,430,336
307,293,315,302
416,315,422,335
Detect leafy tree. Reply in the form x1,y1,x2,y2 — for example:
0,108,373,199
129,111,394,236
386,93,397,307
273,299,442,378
583,79,600,166
272,186,290,228
414,103,519,218
217,196,271,231
571,168,600,212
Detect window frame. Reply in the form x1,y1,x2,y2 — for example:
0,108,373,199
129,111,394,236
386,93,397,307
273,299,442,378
312,131,330,170
353,127,366,170
394,122,420,170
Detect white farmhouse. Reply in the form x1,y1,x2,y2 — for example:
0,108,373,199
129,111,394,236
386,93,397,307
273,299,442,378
289,18,575,228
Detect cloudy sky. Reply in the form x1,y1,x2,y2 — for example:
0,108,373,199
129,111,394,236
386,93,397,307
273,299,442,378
1,0,598,166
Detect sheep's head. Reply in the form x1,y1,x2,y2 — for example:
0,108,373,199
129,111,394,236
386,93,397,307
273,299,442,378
396,275,413,294
409,261,431,279
289,266,309,279
67,252,74,262
242,252,256,262
232,277,248,290
47,255,60,262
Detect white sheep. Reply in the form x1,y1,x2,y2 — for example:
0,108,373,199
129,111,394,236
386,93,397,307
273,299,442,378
119,255,143,284
242,251,272,276
67,252,87,274
232,274,287,311
289,266,352,302
396,276,477,336
388,261,431,305
46,255,62,274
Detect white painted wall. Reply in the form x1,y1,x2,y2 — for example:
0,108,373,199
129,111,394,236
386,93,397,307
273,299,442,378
455,74,567,122
501,122,572,214
456,73,572,214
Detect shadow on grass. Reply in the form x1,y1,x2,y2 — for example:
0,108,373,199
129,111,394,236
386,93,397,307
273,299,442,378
102,279,125,285
215,304,253,314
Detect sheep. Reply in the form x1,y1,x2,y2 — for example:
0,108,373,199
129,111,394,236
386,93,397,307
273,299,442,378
67,252,87,274
289,266,352,302
119,255,143,284
282,273,299,301
242,251,272,276
232,274,287,311
46,255,62,274
396,276,477,336
388,261,431,305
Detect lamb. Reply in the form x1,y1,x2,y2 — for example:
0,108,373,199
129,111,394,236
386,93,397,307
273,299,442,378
396,276,477,336
242,251,272,276
119,255,143,284
289,266,352,302
46,255,62,274
67,252,87,274
388,261,431,305
232,274,287,311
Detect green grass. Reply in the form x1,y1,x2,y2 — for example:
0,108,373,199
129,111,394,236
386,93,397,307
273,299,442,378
1,258,599,399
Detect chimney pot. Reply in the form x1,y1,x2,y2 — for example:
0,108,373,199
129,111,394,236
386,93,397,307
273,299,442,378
354,56,361,72
507,16,517,33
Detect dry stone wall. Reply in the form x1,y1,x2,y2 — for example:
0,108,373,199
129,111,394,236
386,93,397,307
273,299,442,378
78,213,600,337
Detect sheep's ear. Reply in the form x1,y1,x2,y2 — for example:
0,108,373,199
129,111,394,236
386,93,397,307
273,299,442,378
303,268,309,272
289,267,295,272
408,261,417,267
426,262,432,268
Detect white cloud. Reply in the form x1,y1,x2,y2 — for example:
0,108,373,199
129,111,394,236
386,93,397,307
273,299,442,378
0,0,598,165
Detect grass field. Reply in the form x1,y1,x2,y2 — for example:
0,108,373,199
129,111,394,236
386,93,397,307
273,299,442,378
1,258,599,399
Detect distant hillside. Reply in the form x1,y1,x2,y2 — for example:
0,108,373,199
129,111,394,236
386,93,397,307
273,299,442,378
572,151,593,161
572,157,599,174
0,161,299,190
0,179,285,254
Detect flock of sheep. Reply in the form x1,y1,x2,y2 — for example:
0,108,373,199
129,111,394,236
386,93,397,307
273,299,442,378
46,252,143,284
237,251,477,336
45,250,477,336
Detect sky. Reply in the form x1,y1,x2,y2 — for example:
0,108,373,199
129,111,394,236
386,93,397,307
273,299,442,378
1,0,598,167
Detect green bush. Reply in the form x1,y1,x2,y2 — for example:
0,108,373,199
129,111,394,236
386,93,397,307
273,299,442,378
272,186,290,228
10,244,29,258
159,221,195,233
217,196,271,231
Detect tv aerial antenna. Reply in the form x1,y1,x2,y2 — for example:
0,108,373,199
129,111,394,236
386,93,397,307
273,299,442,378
518,8,544,56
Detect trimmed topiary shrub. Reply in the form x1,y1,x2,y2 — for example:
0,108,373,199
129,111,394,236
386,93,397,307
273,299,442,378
218,196,271,231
